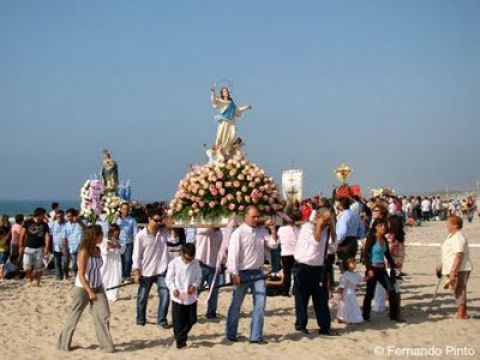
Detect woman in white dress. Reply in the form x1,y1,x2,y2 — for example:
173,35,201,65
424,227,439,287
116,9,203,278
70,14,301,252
100,223,125,302
211,87,252,154
336,257,363,324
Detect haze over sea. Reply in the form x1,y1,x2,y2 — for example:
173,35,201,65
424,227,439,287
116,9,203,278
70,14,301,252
0,200,80,216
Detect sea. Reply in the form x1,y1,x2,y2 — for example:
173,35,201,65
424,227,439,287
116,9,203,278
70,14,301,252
0,200,80,217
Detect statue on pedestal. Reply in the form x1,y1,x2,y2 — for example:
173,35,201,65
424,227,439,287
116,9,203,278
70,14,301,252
101,149,119,194
210,85,252,159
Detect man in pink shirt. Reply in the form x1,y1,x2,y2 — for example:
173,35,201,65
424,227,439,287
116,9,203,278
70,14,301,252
132,208,172,328
225,206,278,344
194,227,223,319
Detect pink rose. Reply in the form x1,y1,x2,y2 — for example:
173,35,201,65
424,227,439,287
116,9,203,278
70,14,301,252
229,169,237,177
209,201,217,208
227,194,234,201
241,185,247,193
199,189,205,196
215,181,223,189
233,181,240,188
238,174,245,180
199,201,205,208
219,188,226,196
220,198,228,206
259,186,265,192
225,181,233,187
194,208,200,214
251,189,261,202
192,203,198,209
245,195,251,203
238,205,245,211
228,204,236,211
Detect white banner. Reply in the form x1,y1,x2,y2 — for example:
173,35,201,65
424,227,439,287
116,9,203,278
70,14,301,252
282,169,303,202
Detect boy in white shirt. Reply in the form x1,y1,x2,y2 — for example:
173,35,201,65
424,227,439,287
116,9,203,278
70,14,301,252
166,243,203,349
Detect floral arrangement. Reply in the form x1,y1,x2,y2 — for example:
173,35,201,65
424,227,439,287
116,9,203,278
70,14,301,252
169,153,284,222
103,193,123,224
80,179,104,223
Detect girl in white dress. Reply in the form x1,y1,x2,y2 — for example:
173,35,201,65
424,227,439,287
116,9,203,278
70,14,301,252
100,223,125,302
336,257,364,324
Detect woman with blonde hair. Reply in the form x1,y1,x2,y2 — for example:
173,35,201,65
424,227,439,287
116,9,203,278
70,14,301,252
58,225,114,352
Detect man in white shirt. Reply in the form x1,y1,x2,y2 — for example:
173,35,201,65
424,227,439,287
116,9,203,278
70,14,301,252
132,208,172,328
421,197,432,221
225,206,278,344
194,227,223,319
293,207,339,336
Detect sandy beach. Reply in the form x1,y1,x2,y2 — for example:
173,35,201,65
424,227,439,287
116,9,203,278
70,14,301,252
1,219,478,360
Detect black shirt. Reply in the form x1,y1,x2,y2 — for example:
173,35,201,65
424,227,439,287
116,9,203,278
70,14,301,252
23,219,49,249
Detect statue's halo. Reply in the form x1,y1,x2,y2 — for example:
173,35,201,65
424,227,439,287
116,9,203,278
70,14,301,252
212,78,234,94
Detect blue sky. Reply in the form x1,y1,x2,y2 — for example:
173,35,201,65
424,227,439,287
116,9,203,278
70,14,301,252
0,0,479,201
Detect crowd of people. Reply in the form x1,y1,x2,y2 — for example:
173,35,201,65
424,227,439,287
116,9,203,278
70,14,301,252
0,194,475,352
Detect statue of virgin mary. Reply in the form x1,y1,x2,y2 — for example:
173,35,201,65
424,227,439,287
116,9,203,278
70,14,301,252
211,87,252,154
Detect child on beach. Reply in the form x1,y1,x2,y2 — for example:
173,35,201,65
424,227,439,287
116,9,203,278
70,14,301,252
100,224,125,302
166,243,202,349
336,257,363,324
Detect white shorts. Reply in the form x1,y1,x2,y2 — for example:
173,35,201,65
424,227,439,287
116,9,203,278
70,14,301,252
23,247,44,271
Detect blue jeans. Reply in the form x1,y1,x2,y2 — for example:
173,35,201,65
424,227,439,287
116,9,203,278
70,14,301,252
226,269,266,341
269,246,282,273
200,263,222,318
136,275,170,325
54,251,70,280
293,263,331,332
122,243,134,279
70,252,78,278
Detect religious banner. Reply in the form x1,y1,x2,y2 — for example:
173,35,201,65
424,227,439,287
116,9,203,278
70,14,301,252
282,169,303,202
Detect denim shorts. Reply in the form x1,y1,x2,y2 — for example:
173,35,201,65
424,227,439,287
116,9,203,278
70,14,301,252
23,247,44,271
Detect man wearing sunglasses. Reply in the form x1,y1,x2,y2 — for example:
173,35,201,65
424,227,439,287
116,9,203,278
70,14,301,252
132,208,172,329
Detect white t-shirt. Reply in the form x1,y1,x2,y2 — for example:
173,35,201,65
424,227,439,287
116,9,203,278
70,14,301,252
441,231,473,275
278,225,300,256
388,203,397,216
421,199,431,212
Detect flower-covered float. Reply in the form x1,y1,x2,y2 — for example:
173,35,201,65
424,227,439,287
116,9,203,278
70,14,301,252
80,150,132,224
169,84,284,227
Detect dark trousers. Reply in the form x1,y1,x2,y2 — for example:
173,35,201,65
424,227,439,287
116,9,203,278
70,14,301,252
293,263,331,332
270,247,282,273
337,237,358,272
325,254,336,291
172,301,197,348
280,255,295,295
54,251,70,280
121,243,134,279
363,267,398,320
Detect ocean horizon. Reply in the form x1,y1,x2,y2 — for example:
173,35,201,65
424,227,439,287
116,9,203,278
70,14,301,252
0,200,80,216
